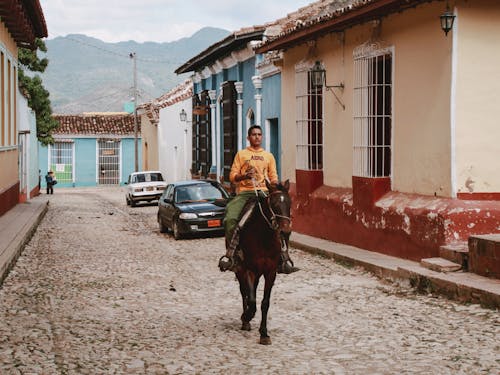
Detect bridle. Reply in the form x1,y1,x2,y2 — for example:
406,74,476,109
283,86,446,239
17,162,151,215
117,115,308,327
252,182,291,232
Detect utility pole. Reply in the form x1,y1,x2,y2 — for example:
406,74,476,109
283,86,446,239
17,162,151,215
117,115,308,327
130,52,138,172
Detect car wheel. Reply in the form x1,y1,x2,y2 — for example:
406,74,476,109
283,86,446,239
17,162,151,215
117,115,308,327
158,216,168,233
173,219,182,240
126,196,130,206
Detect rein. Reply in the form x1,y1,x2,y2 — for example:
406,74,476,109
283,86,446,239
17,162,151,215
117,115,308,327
251,179,291,232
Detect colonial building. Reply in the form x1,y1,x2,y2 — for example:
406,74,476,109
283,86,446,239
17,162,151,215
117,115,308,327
39,113,141,187
255,0,500,273
0,0,47,215
139,80,193,183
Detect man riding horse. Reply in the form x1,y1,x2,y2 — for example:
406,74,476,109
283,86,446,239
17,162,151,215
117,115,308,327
218,125,298,274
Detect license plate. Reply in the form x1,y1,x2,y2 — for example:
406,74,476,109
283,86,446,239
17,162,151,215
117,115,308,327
207,219,221,227
146,187,154,191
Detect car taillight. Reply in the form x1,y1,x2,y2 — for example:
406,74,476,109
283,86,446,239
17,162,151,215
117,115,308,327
134,188,142,192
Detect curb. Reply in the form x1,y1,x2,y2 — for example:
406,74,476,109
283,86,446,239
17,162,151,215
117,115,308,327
290,233,500,309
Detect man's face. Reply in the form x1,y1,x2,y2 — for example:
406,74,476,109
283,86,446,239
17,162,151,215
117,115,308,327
247,128,262,148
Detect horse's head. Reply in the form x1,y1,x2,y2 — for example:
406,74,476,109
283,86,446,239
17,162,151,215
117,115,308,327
265,179,292,239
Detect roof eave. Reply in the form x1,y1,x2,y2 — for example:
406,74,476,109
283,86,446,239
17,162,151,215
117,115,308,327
0,0,48,49
256,0,430,54
175,29,265,74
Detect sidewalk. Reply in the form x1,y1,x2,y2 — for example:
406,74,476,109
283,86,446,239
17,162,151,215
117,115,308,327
0,195,49,285
0,195,498,309
291,232,500,309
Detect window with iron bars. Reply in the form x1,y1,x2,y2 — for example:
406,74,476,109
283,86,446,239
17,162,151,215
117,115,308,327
295,64,323,170
353,48,392,177
49,141,74,182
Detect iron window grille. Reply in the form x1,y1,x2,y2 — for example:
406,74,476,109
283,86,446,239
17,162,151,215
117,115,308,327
98,139,121,185
295,62,323,171
49,141,74,182
353,43,393,178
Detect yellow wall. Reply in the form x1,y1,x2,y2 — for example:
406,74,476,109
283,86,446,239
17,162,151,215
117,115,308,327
0,148,18,192
0,22,17,54
140,115,158,171
281,2,460,196
454,0,500,194
0,20,19,192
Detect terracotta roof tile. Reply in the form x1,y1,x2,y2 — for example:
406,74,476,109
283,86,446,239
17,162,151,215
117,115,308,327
52,113,141,136
138,80,193,125
257,0,364,48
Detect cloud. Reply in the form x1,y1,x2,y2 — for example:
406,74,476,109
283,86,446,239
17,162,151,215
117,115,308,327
40,0,312,42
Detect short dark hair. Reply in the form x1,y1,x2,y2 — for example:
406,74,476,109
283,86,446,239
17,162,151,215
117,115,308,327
247,125,262,137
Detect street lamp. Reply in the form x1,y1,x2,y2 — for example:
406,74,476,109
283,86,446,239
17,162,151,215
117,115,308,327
309,61,345,110
440,1,455,36
179,109,187,122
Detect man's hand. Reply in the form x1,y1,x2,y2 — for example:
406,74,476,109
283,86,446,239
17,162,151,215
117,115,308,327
237,166,256,181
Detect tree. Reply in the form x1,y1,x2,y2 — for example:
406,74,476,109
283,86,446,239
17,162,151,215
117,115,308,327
18,38,58,145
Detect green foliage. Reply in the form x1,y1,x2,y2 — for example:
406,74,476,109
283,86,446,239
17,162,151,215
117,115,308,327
18,38,58,145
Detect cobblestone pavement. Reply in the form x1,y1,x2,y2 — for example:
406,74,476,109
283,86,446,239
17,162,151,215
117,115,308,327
0,187,498,374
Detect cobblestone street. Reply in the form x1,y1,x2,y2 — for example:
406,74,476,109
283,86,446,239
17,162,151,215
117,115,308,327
0,187,498,374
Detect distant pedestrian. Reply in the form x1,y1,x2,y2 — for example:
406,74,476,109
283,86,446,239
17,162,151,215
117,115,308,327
45,170,57,194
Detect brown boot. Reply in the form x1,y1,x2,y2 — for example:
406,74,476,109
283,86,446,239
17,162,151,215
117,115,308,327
219,227,240,272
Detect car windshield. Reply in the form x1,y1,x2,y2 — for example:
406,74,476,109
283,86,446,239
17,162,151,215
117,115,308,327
134,173,164,183
175,184,226,203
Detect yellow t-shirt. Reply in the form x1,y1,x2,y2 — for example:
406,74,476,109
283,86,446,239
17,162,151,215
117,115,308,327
229,147,278,192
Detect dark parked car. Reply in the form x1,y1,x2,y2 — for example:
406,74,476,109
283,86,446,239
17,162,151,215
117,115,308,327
157,180,229,239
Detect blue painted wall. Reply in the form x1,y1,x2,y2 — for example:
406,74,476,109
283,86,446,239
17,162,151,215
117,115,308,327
27,111,40,193
38,137,140,188
262,74,281,121
38,144,49,188
262,73,282,177
76,139,97,186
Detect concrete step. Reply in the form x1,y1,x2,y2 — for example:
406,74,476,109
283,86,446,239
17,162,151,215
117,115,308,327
420,257,462,273
439,242,469,269
468,234,500,279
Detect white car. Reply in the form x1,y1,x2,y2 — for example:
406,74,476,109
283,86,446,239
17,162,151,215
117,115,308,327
125,171,167,207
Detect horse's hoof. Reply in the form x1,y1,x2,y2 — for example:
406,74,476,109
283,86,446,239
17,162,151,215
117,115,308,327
241,322,251,331
259,336,272,345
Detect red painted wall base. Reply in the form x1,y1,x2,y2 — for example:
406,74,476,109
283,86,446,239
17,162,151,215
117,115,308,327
0,182,20,217
291,183,500,262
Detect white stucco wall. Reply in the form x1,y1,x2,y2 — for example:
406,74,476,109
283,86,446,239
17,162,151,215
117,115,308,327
17,92,39,198
158,100,192,183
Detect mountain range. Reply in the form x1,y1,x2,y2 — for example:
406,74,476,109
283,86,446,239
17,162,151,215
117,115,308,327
42,27,230,114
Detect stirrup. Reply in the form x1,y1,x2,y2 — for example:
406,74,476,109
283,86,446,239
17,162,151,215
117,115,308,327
218,255,234,272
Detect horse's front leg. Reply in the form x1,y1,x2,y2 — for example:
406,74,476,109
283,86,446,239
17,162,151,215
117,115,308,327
241,272,258,331
238,273,250,330
259,271,276,345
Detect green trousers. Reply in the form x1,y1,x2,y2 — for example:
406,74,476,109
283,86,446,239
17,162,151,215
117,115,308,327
223,190,262,241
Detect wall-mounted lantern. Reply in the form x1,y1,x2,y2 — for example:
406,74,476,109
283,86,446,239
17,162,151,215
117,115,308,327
440,1,456,36
179,109,187,122
310,61,345,110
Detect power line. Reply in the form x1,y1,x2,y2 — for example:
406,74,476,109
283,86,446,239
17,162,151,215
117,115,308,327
63,36,183,64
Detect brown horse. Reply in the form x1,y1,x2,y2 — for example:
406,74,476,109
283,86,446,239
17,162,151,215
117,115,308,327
235,179,292,345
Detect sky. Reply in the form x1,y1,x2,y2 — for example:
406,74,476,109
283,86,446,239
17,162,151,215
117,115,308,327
39,0,313,43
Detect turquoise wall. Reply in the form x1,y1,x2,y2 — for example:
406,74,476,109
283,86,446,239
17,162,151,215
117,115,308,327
27,111,40,193
262,74,281,120
262,73,282,177
76,139,97,186
39,144,49,188
38,137,140,187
